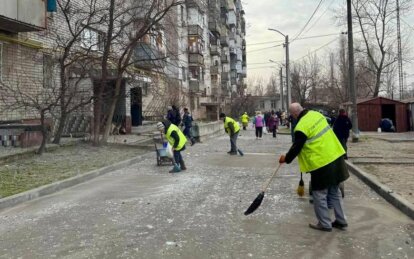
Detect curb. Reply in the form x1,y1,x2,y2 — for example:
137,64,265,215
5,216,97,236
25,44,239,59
0,154,146,211
352,160,414,165
346,161,414,220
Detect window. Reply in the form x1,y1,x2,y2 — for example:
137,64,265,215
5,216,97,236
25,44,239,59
271,100,276,109
260,101,265,109
0,43,3,82
43,54,54,88
81,28,105,51
142,82,149,96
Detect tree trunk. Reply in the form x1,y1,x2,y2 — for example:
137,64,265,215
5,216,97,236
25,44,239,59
374,71,381,97
101,78,122,143
52,111,67,144
37,111,48,155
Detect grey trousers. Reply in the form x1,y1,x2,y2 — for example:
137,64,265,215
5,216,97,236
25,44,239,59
312,185,347,229
230,132,239,152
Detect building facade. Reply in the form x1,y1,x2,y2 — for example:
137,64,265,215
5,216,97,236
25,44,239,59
0,0,247,133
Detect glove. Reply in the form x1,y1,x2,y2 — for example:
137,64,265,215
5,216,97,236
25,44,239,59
279,155,286,164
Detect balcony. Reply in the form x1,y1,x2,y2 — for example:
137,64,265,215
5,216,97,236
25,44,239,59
134,42,165,69
221,72,230,82
210,65,219,75
189,80,200,92
188,45,203,55
210,45,221,56
220,35,229,46
221,54,229,63
211,87,220,96
208,21,222,36
0,0,46,32
188,25,203,38
189,53,204,66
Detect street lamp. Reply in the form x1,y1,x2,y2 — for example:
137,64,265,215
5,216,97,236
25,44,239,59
268,28,291,108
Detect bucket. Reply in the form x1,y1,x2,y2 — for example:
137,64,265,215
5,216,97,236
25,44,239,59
377,127,382,133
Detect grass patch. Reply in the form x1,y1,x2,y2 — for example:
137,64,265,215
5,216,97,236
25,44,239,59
0,143,150,198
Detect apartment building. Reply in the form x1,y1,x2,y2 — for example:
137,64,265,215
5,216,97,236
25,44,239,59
0,0,247,137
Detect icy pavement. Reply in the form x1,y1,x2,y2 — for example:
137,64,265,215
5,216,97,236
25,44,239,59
0,130,413,259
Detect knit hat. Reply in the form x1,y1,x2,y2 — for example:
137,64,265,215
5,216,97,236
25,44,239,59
219,113,226,118
156,122,165,130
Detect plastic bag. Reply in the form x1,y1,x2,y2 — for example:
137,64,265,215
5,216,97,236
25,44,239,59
165,142,174,158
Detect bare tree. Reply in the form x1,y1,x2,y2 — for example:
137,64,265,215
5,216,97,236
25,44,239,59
352,0,412,97
91,0,183,145
51,0,106,144
265,73,279,96
0,51,60,154
291,54,321,105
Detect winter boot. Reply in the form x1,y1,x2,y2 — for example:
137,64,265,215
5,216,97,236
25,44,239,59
179,160,187,170
169,163,181,173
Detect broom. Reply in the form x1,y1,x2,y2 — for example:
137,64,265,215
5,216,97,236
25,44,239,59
244,164,282,216
297,173,305,197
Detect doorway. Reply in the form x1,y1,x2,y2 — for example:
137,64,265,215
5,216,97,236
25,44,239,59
381,104,396,128
131,87,143,126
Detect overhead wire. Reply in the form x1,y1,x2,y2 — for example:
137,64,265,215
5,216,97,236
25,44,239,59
303,0,335,35
247,32,341,46
291,0,325,42
295,37,338,61
247,44,284,53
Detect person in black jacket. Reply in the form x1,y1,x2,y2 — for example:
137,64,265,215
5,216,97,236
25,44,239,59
182,107,195,145
333,109,352,159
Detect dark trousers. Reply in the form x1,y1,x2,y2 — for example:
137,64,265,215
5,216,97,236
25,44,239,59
271,128,277,138
173,146,185,164
255,127,263,138
230,132,239,152
183,127,195,144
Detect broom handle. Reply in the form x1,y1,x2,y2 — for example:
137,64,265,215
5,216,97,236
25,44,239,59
262,163,282,192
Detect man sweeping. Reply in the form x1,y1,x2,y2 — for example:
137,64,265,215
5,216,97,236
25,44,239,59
279,103,349,232
157,121,187,173
220,113,242,155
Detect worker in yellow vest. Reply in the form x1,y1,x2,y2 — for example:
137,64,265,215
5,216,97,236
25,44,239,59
279,103,349,232
219,113,242,155
157,121,187,173
240,112,249,130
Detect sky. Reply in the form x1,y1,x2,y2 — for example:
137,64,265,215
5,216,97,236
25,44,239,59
243,0,414,92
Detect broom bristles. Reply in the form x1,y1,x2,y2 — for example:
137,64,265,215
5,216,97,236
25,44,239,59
244,192,265,215
297,178,305,197
297,185,305,197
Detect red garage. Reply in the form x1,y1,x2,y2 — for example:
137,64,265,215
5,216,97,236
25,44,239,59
349,97,408,132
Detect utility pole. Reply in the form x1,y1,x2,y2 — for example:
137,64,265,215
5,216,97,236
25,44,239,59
268,28,291,107
347,0,359,142
396,0,404,100
285,35,291,106
280,67,284,110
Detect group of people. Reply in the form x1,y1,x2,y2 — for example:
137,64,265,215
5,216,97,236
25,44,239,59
157,103,353,232
241,110,280,139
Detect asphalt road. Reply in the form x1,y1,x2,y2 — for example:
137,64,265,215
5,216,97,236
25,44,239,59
0,129,413,259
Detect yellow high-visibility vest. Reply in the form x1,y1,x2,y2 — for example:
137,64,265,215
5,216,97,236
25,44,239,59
224,117,240,135
166,124,187,150
241,113,249,123
294,110,345,173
